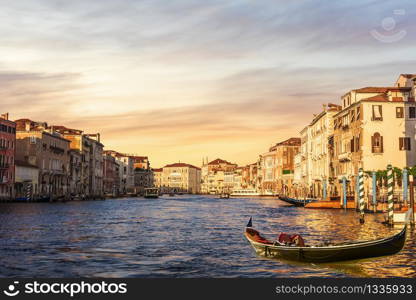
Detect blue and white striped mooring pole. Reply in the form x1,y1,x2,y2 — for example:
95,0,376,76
387,164,394,226
359,168,365,224
342,176,347,209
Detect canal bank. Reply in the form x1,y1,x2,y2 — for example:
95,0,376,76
0,195,414,278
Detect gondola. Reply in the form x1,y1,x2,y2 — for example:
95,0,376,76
278,196,317,207
244,218,406,263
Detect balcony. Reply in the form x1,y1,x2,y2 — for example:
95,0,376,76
338,153,351,162
0,145,7,151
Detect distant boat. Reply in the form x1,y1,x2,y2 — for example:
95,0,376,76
231,189,260,197
244,218,406,263
144,188,159,199
219,193,230,199
278,196,317,207
169,192,175,197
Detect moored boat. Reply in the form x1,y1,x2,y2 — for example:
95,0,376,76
244,218,406,263
278,196,317,207
230,189,260,197
219,193,230,199
144,188,159,199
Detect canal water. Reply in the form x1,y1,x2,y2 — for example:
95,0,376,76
0,195,415,278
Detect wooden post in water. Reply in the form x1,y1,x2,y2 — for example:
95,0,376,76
387,165,394,226
410,175,415,227
359,168,365,224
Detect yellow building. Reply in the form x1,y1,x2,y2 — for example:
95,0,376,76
331,77,416,196
161,163,201,194
201,158,237,194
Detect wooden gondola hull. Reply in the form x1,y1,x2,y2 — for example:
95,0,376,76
245,227,406,263
278,196,316,207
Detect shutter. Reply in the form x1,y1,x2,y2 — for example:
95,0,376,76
350,138,354,152
407,138,411,151
379,105,383,119
371,135,375,153
380,136,384,153
399,138,404,150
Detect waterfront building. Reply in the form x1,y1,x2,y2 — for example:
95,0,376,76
103,153,119,196
331,83,416,196
15,160,39,201
296,104,341,198
201,158,238,194
162,162,201,194
0,113,16,201
103,150,135,194
152,168,163,189
52,127,104,198
68,149,82,197
259,138,300,195
15,119,70,200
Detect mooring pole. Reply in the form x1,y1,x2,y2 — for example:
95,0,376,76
410,174,415,227
342,176,347,209
323,179,327,201
359,168,365,224
403,168,408,206
387,165,394,226
372,171,377,212
355,176,360,212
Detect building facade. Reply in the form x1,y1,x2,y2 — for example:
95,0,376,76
201,158,238,194
0,113,16,200
162,163,201,194
15,119,70,200
331,82,416,196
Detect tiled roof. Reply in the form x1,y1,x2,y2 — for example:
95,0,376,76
272,137,301,148
152,168,163,172
354,86,411,93
361,93,389,102
208,158,234,165
164,162,201,170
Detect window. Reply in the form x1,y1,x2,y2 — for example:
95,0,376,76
410,107,416,119
371,133,383,153
372,105,383,121
396,107,404,118
349,138,353,152
399,137,411,151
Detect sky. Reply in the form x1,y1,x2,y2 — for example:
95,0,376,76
1,0,416,167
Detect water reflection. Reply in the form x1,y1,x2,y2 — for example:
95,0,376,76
0,196,415,278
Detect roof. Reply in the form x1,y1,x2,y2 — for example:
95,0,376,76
50,125,83,135
272,137,301,149
208,158,235,165
361,93,389,102
164,162,201,170
152,168,163,172
353,86,411,93
400,74,416,79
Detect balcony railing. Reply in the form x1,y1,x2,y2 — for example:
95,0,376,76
0,164,9,169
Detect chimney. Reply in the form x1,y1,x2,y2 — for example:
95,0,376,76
0,113,9,120
97,133,100,143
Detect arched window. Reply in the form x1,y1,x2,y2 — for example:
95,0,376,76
371,132,383,153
